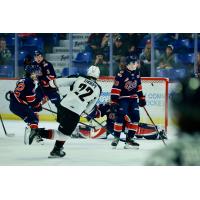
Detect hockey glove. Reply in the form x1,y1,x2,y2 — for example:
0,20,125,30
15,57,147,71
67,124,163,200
139,96,146,107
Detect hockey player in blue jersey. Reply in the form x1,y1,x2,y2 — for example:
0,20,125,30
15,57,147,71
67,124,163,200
33,50,61,107
9,65,42,134
86,102,117,138
110,55,146,149
86,102,167,140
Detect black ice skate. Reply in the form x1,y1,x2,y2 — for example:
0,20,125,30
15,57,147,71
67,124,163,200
124,137,139,149
111,137,120,149
159,130,168,140
48,146,66,158
35,135,44,145
24,127,44,145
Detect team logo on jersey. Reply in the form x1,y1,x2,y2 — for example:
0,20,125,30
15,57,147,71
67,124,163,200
108,113,116,120
46,69,50,74
124,81,137,91
44,63,48,67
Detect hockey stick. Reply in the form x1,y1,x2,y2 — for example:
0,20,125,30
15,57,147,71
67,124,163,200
143,107,167,146
0,114,15,137
42,107,96,129
83,112,126,143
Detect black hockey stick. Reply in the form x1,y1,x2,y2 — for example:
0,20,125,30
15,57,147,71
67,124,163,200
143,107,167,146
83,112,126,143
0,114,15,137
42,107,96,129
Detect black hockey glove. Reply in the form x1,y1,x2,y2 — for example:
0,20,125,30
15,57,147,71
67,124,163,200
139,96,146,107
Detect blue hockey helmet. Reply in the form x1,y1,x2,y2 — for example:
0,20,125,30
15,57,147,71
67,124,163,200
126,55,139,65
34,50,43,57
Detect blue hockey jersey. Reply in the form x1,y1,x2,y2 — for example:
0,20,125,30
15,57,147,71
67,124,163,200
13,77,41,108
33,59,56,88
111,68,144,103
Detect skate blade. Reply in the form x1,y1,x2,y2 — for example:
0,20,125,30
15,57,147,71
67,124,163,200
48,155,65,159
124,145,139,150
24,127,30,145
112,145,117,149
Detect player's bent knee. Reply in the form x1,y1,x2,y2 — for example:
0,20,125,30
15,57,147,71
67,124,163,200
58,125,71,136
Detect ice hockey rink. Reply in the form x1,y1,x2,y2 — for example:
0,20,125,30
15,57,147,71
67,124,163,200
0,119,177,166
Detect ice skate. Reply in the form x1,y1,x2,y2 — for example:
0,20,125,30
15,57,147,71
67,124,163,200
111,137,120,149
159,130,167,140
48,146,66,158
24,127,43,145
124,137,139,149
35,135,44,145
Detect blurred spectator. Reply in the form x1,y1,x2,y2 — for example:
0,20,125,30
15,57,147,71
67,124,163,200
157,45,175,69
195,52,200,77
100,33,110,61
126,44,138,58
85,33,105,58
0,37,12,65
113,36,126,63
113,56,127,75
139,39,151,64
139,40,159,77
146,78,200,165
121,33,142,55
118,56,127,70
94,49,109,76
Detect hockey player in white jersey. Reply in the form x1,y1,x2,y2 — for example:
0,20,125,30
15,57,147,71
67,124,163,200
24,65,102,158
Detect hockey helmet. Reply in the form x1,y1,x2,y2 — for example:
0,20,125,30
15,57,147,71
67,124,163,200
171,78,200,133
126,55,139,65
87,65,100,79
34,50,43,57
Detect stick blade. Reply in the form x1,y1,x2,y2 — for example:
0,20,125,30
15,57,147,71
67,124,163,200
6,133,15,137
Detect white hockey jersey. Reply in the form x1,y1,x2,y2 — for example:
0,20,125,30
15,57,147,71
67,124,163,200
52,75,102,115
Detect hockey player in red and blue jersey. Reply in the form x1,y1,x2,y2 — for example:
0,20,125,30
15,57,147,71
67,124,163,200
33,50,61,107
9,65,42,131
110,56,146,149
86,102,167,140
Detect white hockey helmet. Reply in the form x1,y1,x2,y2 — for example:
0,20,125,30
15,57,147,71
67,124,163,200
87,65,100,79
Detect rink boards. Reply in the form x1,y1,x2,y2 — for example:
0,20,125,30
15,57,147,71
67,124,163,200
0,79,176,127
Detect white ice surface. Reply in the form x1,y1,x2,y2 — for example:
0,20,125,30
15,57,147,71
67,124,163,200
0,120,177,166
